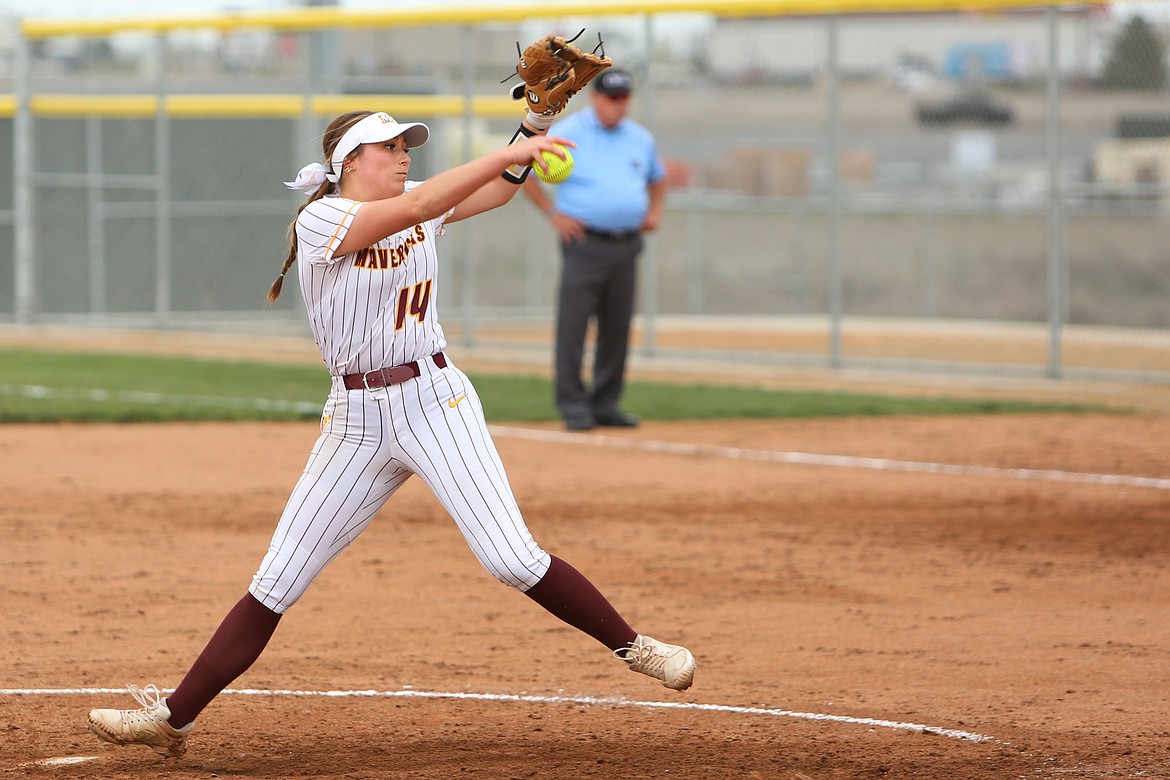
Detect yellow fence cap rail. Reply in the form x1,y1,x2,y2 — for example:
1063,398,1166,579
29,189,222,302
20,0,1107,38
166,95,305,119
20,3,582,38
31,94,158,118
310,95,520,119
20,93,523,120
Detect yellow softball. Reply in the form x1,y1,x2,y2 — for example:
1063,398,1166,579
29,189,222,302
534,144,574,184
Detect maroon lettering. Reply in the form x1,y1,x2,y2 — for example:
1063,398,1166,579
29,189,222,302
353,226,426,272
393,279,433,331
394,286,409,331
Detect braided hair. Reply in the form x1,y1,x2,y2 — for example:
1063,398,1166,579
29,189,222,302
266,110,373,303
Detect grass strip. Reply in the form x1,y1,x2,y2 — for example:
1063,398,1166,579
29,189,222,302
0,347,1104,424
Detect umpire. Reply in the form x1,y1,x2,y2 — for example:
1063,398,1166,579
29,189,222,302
523,69,668,431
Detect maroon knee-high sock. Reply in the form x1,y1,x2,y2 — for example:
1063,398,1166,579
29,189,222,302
165,593,281,729
523,555,637,651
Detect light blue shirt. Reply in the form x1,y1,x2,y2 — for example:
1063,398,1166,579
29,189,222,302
548,106,666,233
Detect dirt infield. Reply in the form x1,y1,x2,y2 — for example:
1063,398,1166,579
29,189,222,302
2,411,1168,778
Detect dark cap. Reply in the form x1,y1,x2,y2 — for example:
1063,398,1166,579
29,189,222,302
594,69,634,97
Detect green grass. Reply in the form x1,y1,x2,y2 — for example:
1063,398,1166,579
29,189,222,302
0,347,1103,424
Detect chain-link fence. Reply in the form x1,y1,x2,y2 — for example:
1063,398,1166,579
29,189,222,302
1,1,1168,382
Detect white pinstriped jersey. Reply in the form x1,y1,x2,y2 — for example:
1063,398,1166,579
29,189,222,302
249,180,552,614
295,182,449,376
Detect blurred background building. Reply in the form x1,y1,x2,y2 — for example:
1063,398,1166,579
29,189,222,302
0,0,1167,383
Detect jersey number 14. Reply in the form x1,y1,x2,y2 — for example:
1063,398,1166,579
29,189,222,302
394,280,432,331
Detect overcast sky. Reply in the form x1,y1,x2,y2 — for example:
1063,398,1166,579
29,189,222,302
0,1,405,18
0,0,1163,18
0,0,536,17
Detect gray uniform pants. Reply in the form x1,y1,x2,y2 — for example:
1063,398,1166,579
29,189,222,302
555,231,643,420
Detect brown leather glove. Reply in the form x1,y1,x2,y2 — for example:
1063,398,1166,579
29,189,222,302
512,34,612,119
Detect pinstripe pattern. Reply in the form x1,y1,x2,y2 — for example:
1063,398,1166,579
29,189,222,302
250,188,550,614
297,184,447,375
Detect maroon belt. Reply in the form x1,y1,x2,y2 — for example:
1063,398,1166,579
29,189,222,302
342,352,447,391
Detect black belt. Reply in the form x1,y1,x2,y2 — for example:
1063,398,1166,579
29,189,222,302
584,227,639,241
342,352,447,390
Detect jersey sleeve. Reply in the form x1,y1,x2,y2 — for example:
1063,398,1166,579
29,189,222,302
297,197,363,265
404,180,452,237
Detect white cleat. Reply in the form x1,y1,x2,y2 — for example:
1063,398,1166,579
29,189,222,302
618,634,697,691
87,684,194,758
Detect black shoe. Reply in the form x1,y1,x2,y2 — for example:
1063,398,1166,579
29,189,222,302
594,410,639,428
564,415,596,431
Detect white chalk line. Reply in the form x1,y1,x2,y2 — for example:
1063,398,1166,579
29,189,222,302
7,382,1163,491
489,425,1170,492
18,756,98,767
1,686,993,743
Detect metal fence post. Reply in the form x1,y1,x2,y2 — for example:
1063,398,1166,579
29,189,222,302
640,13,658,356
1046,5,1065,378
13,30,34,326
291,27,328,316
686,182,706,316
154,32,172,327
826,14,843,368
459,24,478,348
86,115,106,315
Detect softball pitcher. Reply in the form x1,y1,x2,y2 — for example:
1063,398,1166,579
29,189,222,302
87,37,694,760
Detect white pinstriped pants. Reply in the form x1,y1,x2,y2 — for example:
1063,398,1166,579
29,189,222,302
249,357,551,614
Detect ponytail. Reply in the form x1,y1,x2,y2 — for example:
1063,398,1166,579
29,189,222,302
267,109,373,304
267,179,333,303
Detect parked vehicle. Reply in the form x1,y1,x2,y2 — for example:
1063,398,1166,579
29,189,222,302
915,87,1015,126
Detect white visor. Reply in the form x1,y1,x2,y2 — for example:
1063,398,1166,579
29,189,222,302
330,111,430,178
